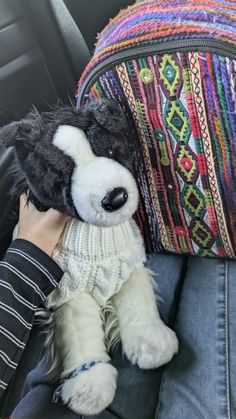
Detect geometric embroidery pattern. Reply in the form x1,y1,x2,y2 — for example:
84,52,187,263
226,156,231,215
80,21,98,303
181,185,206,219
175,144,199,183
159,54,182,97
190,219,215,248
85,48,236,258
164,99,191,144
157,53,215,253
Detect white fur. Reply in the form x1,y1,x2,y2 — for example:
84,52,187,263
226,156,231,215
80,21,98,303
54,294,117,415
52,294,117,415
50,266,178,415
53,125,94,166
112,267,178,368
61,363,117,415
53,294,110,372
71,158,138,226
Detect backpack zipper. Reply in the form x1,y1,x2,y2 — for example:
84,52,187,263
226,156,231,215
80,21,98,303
78,38,236,106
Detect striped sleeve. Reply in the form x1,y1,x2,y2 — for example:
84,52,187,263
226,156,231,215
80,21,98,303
0,239,63,397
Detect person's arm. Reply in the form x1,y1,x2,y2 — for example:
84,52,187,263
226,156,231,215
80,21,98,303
0,196,68,397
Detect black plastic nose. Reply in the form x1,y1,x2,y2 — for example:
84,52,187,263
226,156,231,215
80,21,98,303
102,187,128,212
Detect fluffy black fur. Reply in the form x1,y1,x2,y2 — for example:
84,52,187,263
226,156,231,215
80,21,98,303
0,99,133,218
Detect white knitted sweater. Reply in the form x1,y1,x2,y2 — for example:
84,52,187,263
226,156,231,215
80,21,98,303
46,218,146,308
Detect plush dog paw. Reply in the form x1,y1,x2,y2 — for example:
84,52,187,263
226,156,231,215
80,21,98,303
61,363,118,415
123,323,178,369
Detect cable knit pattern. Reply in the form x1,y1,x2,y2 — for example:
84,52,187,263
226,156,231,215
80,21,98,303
46,219,146,308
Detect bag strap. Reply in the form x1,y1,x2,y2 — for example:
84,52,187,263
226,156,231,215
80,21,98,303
49,0,91,79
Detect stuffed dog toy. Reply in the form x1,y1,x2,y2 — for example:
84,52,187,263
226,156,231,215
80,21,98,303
0,100,178,415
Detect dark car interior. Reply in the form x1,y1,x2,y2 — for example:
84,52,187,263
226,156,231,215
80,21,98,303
0,0,134,259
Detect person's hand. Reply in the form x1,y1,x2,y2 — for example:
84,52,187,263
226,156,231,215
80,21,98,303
17,194,70,256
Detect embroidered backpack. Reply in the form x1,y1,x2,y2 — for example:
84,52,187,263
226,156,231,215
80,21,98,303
77,0,236,259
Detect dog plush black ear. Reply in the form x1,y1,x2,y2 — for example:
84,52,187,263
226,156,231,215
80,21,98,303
83,99,126,133
0,118,40,150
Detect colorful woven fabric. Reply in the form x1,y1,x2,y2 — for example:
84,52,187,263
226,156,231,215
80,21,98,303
77,1,236,258
78,0,236,92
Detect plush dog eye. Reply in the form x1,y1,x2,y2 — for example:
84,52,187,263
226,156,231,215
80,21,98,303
108,149,114,157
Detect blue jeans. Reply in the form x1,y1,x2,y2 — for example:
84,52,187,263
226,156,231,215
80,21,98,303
9,254,236,418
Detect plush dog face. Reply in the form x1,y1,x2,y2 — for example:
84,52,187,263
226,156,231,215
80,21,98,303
0,100,138,227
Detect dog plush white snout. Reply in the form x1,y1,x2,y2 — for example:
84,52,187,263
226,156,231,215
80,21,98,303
53,124,139,227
